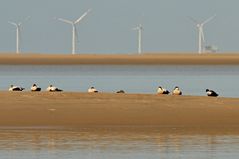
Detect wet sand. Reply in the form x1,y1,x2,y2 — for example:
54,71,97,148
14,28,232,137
0,92,239,128
1,53,239,65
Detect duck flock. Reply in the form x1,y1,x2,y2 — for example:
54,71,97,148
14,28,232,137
9,84,62,92
157,86,218,97
8,84,219,97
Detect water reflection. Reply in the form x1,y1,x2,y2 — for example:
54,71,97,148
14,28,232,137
1,127,239,159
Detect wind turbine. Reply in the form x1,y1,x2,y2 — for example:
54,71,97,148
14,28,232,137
190,15,216,54
57,9,91,55
133,24,143,54
8,17,30,54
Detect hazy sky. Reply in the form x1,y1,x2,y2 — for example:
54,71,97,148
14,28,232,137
0,0,238,54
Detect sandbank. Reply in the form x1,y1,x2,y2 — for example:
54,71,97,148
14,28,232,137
0,92,239,128
0,53,239,65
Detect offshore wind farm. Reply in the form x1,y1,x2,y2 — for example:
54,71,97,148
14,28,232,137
5,12,219,55
2,1,239,55
2,9,238,65
0,2,236,55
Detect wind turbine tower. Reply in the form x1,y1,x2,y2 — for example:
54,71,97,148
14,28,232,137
133,24,143,54
57,9,91,55
190,15,216,54
9,17,30,54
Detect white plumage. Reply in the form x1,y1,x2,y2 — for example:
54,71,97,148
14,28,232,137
46,85,62,92
172,86,182,95
88,87,98,93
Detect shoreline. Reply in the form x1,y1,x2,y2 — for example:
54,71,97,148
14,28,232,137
1,53,239,65
0,92,239,128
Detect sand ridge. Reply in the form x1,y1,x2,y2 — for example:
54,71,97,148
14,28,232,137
0,53,239,65
0,92,239,128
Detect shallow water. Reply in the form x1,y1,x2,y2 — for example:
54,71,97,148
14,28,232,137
0,128,239,159
0,65,238,97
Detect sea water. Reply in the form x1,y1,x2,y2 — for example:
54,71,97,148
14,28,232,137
0,65,238,97
0,128,239,159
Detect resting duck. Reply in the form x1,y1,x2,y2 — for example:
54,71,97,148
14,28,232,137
206,89,219,97
9,85,25,91
46,85,63,92
172,86,182,95
157,86,170,95
116,90,125,94
31,84,41,91
88,87,98,93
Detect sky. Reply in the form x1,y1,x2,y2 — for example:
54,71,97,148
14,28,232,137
0,0,238,54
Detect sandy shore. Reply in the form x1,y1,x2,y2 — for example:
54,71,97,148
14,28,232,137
1,53,239,65
0,92,239,128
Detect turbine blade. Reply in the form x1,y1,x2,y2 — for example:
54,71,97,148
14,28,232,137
75,9,91,24
57,18,73,24
202,14,216,26
8,21,17,27
188,16,199,25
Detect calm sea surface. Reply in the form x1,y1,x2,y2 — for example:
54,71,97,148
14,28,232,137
0,65,238,97
0,128,239,159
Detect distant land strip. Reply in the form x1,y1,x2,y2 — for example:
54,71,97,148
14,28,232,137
1,53,239,65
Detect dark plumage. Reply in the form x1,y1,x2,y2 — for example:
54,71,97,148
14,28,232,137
163,90,170,94
116,90,125,93
50,88,62,92
12,87,24,91
34,88,41,91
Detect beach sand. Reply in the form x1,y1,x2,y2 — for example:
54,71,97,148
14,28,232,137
0,92,239,128
1,53,239,65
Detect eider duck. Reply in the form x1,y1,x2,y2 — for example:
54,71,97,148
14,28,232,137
31,84,41,91
88,87,98,93
116,90,125,93
46,85,63,92
157,86,170,95
9,85,25,91
172,86,182,95
206,89,218,97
